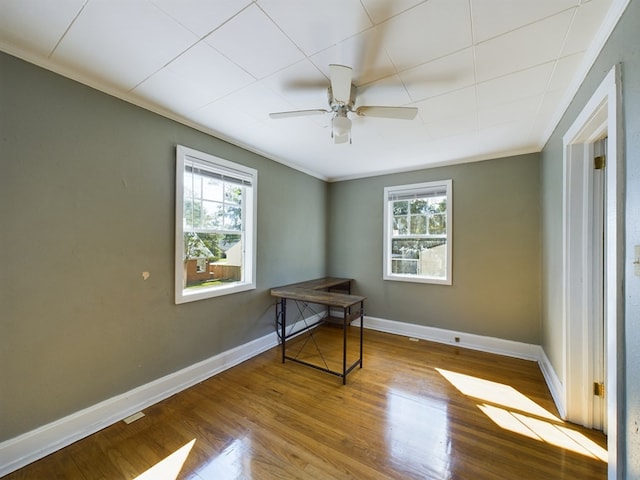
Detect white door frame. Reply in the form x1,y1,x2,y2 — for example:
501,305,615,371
562,64,623,479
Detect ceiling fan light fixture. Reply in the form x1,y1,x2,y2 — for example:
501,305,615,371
333,115,351,137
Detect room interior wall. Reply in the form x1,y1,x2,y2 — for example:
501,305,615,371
6,2,639,468
0,52,327,442
327,154,541,345
539,1,639,475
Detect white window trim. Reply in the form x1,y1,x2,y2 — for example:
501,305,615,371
175,145,257,304
383,179,452,285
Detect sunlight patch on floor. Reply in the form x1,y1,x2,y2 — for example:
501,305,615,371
196,436,253,478
436,368,607,462
134,439,195,480
437,368,558,421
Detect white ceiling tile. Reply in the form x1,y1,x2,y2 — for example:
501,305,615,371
360,0,425,24
426,114,478,140
478,95,543,129
348,118,426,153
471,0,579,43
537,89,567,118
132,42,255,115
476,119,539,152
152,0,252,38
50,0,197,91
419,133,481,163
190,96,261,136
562,0,614,56
383,0,472,71
204,4,303,79
309,27,396,86
548,52,585,91
415,86,477,124
355,75,412,107
223,82,303,123
258,0,372,56
261,60,329,110
529,119,552,146
133,67,205,116
399,48,475,102
476,62,555,109
475,10,574,82
531,89,567,140
0,0,86,57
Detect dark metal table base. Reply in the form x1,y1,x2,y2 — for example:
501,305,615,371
271,278,365,384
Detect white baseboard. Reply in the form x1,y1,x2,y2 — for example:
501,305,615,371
537,347,566,419
1,313,564,476
0,330,280,477
358,316,542,361
356,316,565,417
0,310,330,477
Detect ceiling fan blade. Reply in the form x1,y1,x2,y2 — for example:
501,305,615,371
329,64,353,104
355,106,418,120
269,109,329,119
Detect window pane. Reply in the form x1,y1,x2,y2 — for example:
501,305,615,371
428,213,446,235
429,197,447,212
184,171,193,195
202,177,223,201
224,204,242,230
184,199,203,229
391,258,418,275
183,232,243,289
202,201,224,229
410,199,428,214
391,239,420,259
225,184,242,204
187,172,202,198
393,216,408,235
392,200,408,215
410,215,427,234
420,242,447,278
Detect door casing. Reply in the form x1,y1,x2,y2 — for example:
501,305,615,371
561,64,623,479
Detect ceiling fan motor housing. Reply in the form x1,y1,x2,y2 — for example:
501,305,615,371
328,84,357,112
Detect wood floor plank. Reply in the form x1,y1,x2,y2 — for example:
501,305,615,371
4,328,607,479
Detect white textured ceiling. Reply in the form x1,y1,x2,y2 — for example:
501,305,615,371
0,0,627,181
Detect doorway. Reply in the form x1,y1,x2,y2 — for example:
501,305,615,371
562,65,623,478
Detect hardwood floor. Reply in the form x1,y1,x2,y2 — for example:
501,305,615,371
5,327,607,479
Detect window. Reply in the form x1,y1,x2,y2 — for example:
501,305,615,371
175,145,257,304
383,180,452,285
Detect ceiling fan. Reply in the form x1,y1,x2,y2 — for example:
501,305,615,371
269,64,418,144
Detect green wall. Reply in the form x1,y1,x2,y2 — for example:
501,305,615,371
539,1,639,475
327,154,541,344
0,52,327,441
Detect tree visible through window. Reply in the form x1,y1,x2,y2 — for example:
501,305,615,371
384,180,452,285
175,146,257,304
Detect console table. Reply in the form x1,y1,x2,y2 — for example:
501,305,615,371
270,277,365,384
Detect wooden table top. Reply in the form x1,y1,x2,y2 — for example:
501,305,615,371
270,277,366,308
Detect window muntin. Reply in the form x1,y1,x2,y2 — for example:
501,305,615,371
383,180,452,285
175,145,257,303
